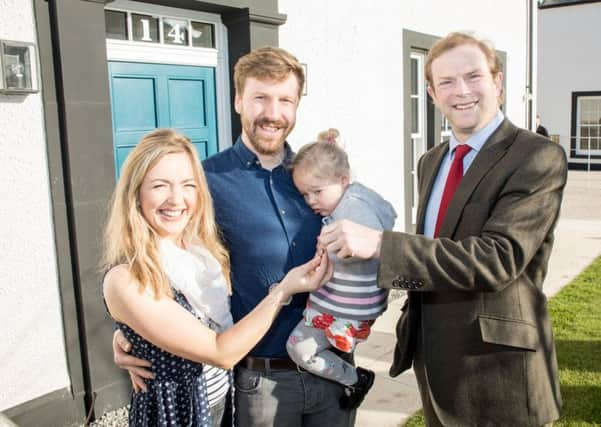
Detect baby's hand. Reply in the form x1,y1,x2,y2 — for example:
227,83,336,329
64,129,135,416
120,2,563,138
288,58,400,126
315,242,326,257
311,250,324,271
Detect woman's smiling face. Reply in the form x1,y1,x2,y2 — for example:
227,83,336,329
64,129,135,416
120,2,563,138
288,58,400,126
138,151,198,244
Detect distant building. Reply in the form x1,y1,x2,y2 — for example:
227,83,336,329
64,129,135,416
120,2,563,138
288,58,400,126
538,0,601,170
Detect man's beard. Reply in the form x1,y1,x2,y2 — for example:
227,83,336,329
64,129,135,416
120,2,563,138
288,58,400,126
243,117,294,155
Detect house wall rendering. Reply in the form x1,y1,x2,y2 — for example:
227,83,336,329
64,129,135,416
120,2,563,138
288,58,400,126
279,0,531,230
0,0,70,412
538,1,601,169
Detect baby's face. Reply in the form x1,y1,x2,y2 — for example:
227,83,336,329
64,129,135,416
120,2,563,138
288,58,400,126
293,170,348,216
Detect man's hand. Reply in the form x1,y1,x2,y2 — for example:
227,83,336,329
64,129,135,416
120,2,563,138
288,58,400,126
113,329,154,392
318,219,383,260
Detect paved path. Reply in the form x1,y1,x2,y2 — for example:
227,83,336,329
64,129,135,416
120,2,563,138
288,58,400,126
355,171,601,427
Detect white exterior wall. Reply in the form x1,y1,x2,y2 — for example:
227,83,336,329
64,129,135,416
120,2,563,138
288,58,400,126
0,0,70,411
279,0,530,231
538,2,601,163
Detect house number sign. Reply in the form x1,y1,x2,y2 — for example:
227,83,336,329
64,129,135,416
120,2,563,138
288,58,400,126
105,10,215,49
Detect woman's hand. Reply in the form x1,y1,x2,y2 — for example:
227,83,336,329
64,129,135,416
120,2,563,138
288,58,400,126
278,251,333,298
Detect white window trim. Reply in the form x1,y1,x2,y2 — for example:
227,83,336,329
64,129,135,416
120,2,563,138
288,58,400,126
105,0,232,149
409,52,427,225
575,95,601,156
410,52,425,140
441,116,452,142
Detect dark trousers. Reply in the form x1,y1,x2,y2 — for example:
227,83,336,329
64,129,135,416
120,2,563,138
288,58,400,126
413,328,444,427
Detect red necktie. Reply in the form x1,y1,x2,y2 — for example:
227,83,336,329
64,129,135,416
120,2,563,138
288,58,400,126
434,144,472,237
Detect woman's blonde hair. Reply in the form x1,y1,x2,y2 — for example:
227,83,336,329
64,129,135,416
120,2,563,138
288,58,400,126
291,128,350,181
102,129,231,296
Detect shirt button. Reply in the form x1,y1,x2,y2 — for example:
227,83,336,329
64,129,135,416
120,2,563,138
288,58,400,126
281,209,286,215
292,241,296,247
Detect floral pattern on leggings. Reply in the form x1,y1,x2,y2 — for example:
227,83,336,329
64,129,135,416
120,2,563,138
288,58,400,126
304,306,374,353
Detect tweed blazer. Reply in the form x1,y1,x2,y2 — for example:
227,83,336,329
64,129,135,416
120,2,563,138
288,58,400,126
378,119,566,426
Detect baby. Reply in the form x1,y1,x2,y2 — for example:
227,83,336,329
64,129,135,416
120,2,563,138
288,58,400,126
287,128,397,410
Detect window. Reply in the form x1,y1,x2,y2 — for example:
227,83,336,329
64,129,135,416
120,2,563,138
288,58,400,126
576,96,601,153
571,92,601,157
440,116,452,142
105,9,216,49
105,10,128,40
409,52,427,226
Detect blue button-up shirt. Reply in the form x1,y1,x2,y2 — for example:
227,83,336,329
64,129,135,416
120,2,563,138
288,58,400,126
202,137,322,357
424,111,504,238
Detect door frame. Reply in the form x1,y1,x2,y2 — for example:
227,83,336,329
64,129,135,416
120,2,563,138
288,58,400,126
409,51,427,226
403,30,441,232
106,0,232,149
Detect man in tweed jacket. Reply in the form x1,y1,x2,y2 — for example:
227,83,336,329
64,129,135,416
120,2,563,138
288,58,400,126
318,32,565,426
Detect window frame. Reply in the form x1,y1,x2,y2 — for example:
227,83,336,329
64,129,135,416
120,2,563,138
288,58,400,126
570,91,601,159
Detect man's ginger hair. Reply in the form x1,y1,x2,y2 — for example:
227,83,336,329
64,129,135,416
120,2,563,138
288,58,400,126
234,46,305,99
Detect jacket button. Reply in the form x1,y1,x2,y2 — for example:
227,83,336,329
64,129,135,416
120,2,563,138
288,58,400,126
392,277,401,288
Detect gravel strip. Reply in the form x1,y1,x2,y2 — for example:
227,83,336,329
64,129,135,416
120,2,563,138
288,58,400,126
89,406,128,427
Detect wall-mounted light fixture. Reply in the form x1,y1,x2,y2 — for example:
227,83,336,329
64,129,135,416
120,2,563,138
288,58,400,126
0,40,39,94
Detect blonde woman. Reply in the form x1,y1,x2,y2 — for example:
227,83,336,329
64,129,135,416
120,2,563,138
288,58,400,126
103,129,332,426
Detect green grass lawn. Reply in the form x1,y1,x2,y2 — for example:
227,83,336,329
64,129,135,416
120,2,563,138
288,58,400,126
402,256,601,427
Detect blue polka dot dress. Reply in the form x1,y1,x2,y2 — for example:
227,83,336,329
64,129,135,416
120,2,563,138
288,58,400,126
116,290,232,426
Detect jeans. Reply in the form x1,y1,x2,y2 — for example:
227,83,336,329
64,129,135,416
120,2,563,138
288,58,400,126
210,395,226,427
210,391,233,427
234,366,356,427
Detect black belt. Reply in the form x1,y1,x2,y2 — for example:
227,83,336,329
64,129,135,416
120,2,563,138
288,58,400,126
241,356,300,372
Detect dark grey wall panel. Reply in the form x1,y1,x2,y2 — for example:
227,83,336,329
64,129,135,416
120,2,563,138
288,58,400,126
402,30,440,233
28,1,89,425
50,0,120,418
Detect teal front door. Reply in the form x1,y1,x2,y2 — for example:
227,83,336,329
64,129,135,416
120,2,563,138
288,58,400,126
108,61,218,177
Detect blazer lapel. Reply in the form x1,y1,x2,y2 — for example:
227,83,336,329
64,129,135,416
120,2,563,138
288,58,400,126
437,119,519,238
416,143,448,234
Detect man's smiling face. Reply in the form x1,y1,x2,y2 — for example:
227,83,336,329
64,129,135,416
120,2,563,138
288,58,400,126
427,43,503,142
235,74,299,155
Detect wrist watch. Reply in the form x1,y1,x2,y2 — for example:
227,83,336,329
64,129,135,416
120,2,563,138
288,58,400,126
269,282,292,306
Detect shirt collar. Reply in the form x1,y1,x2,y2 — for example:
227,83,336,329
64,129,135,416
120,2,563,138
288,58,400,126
232,135,294,169
449,110,505,154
